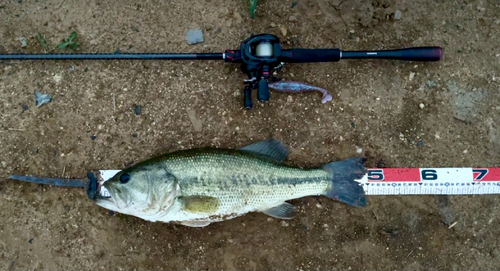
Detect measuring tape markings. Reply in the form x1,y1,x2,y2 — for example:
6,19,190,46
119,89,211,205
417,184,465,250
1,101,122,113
96,168,500,197
358,168,500,195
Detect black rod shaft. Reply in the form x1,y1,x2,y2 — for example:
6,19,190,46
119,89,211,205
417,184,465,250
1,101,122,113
0,53,224,60
341,47,442,61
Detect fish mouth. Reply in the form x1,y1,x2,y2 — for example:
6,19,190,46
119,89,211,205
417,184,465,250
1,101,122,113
97,183,130,210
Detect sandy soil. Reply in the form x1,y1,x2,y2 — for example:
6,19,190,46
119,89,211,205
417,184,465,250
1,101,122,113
1,0,500,270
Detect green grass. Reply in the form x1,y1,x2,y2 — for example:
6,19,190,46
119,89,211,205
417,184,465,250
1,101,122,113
56,31,79,50
249,0,258,18
35,33,47,49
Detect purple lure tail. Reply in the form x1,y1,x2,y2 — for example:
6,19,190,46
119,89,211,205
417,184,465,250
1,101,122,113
268,81,333,104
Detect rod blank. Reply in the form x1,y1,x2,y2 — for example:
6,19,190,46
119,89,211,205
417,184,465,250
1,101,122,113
0,53,224,60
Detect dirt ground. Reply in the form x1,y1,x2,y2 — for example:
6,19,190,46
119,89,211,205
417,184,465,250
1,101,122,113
1,0,499,270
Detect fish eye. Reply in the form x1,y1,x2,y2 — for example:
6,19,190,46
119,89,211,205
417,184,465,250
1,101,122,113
119,173,130,184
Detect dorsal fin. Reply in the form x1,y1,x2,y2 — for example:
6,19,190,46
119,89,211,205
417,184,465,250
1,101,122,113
239,138,289,163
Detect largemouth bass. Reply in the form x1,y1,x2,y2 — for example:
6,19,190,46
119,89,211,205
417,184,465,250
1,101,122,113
94,139,367,227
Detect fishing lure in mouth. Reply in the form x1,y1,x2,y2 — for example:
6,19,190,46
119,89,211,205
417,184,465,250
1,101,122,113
268,80,333,104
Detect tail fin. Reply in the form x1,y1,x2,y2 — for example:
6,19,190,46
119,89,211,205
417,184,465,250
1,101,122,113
321,157,367,207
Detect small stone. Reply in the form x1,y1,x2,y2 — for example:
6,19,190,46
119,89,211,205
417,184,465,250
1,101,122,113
409,72,415,81
186,109,202,132
463,149,468,154
20,103,29,111
234,12,242,24
280,26,287,36
287,96,293,103
289,15,296,21
419,103,425,109
426,80,437,88
34,91,52,107
53,74,62,83
270,22,276,27
355,146,363,153
17,37,27,47
394,10,402,20
186,28,204,45
417,139,424,147
134,104,141,115
280,221,289,227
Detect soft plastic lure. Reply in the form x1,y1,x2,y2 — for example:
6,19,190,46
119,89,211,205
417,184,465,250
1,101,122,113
268,81,333,104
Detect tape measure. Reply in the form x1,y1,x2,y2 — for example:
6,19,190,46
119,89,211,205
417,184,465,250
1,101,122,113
96,168,500,197
357,167,500,195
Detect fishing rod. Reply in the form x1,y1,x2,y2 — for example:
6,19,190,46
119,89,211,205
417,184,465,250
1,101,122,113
0,34,442,109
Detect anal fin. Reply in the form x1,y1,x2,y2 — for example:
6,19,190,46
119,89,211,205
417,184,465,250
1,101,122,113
179,220,212,227
262,202,297,219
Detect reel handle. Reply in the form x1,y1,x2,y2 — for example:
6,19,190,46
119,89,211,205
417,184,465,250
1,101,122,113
341,47,442,61
257,79,270,102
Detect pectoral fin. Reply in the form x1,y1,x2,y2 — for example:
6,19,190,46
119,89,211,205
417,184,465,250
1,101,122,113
179,195,220,213
262,202,297,219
